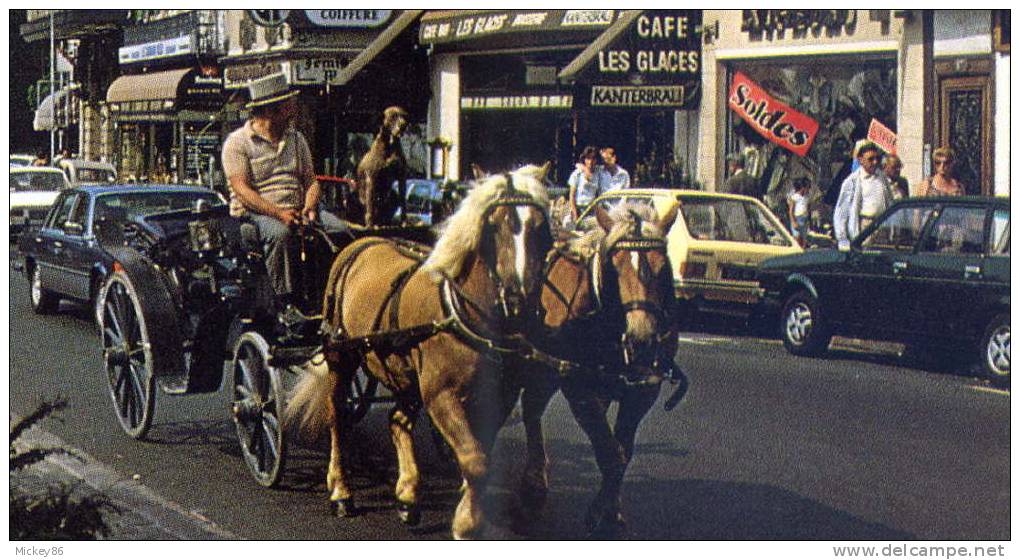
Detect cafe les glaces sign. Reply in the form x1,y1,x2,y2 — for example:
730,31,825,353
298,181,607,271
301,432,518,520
587,11,702,109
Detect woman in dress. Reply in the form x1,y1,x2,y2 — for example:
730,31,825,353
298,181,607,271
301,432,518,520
920,147,966,197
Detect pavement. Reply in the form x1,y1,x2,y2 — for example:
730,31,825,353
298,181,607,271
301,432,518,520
10,423,239,541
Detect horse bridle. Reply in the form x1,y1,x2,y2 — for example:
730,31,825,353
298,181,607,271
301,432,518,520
474,174,549,321
593,230,674,368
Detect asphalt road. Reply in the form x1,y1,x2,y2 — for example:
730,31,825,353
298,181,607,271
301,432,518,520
8,265,1010,540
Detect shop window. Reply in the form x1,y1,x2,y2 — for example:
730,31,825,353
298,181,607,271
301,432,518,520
725,58,897,220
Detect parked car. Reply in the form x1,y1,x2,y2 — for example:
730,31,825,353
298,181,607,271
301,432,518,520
10,154,36,167
58,158,117,186
10,166,71,238
18,184,224,322
758,196,1010,386
578,189,803,319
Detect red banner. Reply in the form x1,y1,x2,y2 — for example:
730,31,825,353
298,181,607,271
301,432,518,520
728,72,819,157
867,118,897,154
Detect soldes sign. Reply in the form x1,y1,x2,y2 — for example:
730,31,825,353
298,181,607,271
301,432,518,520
728,71,818,157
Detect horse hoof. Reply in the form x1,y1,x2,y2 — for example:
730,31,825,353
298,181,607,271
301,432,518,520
330,498,358,518
396,501,421,526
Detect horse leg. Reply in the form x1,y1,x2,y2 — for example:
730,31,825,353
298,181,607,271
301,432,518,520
426,388,490,540
519,374,558,512
560,381,627,537
389,397,422,525
327,361,357,517
612,384,660,463
361,177,376,226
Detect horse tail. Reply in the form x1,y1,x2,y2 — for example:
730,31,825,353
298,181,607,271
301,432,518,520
284,355,334,437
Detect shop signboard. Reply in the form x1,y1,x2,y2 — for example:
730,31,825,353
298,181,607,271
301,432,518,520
291,57,353,85
224,61,288,89
728,71,819,157
420,10,615,44
118,35,193,65
867,118,897,154
304,10,391,27
460,94,573,110
579,11,702,110
183,133,220,181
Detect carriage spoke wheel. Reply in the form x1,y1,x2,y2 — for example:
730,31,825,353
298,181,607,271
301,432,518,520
231,332,286,488
100,274,155,439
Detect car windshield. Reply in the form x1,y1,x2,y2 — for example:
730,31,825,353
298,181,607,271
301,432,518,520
10,172,66,192
95,191,222,221
77,168,116,183
679,197,791,246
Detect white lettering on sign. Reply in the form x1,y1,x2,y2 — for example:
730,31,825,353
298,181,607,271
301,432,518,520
635,15,690,39
291,58,348,85
460,95,573,110
118,36,192,64
561,10,614,26
224,61,286,89
512,12,548,27
305,9,391,27
591,85,686,107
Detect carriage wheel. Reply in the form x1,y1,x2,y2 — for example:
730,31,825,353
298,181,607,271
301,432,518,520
344,367,378,424
99,272,157,439
231,332,287,488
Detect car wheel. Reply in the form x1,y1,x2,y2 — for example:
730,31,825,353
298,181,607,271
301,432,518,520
781,290,830,357
29,265,59,314
980,313,1010,388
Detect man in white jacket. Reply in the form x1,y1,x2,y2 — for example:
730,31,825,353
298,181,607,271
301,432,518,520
833,142,894,250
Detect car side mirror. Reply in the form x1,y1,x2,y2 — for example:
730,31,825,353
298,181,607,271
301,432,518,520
63,219,84,234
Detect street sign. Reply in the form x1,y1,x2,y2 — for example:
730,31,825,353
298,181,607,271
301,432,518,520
867,118,897,154
247,10,290,27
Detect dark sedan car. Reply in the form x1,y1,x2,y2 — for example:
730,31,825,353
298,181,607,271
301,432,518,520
18,184,224,322
758,196,1010,387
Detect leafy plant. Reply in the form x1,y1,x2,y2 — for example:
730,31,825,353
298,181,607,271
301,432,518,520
10,398,119,540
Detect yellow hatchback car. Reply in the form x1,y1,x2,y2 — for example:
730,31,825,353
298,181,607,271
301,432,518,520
578,189,803,318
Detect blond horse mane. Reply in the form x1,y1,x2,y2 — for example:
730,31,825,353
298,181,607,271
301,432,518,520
422,164,550,281
566,202,666,258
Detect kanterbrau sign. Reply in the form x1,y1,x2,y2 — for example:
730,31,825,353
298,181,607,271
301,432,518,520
577,10,702,110
728,71,819,157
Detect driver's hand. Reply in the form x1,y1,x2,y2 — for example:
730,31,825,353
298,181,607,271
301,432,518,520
277,208,302,226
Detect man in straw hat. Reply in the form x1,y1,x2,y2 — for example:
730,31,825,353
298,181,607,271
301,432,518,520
221,73,346,307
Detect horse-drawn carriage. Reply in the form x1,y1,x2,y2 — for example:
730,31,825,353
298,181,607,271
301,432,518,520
97,164,688,538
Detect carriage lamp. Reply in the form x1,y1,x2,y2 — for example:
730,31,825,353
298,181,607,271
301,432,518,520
188,219,223,253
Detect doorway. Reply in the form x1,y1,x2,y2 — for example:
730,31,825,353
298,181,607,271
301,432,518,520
937,61,994,195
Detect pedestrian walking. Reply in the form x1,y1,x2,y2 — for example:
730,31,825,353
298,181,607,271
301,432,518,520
568,146,605,221
920,147,966,197
600,146,630,192
883,153,909,199
723,152,757,196
788,177,811,248
221,73,347,311
833,141,894,250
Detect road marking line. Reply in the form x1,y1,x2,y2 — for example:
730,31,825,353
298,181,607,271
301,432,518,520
969,386,1011,396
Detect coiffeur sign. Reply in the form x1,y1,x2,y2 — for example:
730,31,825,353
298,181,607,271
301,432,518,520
728,71,818,157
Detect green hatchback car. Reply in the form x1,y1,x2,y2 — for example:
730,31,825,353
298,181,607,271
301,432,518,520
758,196,1010,387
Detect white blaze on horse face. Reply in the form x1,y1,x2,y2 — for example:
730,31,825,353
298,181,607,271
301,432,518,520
514,206,530,286
630,251,640,272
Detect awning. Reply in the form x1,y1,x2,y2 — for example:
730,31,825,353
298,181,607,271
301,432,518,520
107,67,192,107
419,9,616,50
33,87,74,131
558,11,642,82
333,10,423,86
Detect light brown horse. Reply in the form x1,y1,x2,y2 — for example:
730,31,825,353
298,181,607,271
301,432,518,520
511,201,683,537
287,164,553,539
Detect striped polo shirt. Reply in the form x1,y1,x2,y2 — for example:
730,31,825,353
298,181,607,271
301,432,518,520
221,121,314,217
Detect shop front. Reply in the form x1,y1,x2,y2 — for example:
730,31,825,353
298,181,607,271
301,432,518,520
420,9,702,187
106,66,231,184
698,10,923,210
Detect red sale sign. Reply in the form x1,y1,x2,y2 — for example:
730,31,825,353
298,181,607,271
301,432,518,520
728,72,819,157
867,118,897,154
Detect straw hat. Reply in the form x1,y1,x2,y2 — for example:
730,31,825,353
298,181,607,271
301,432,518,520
245,73,299,109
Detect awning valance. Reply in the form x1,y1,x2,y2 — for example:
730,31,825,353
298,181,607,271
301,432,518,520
106,67,192,106
333,10,422,86
419,9,616,50
33,87,75,131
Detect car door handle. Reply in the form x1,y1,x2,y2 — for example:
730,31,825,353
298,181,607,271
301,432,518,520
964,265,982,279
892,261,908,274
